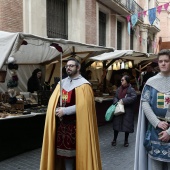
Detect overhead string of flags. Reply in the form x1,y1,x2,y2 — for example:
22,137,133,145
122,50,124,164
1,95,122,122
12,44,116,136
126,2,170,49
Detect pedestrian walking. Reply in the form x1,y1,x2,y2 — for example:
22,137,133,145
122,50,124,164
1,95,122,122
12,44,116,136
111,75,137,147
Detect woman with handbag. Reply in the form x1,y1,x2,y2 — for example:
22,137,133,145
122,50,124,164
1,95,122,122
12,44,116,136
111,75,137,147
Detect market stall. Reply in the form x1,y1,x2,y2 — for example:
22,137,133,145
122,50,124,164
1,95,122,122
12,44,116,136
0,31,114,160
0,31,113,92
88,50,157,91
87,50,158,125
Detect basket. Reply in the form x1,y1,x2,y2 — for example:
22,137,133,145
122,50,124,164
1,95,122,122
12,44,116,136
0,70,7,83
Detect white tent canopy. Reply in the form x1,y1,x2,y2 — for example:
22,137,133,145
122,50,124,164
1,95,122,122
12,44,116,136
90,50,157,64
0,31,113,68
0,31,113,92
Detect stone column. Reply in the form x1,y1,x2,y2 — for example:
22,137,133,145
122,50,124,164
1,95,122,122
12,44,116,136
139,25,148,53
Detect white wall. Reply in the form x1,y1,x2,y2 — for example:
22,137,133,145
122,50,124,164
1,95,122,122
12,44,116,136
68,0,86,42
23,0,47,37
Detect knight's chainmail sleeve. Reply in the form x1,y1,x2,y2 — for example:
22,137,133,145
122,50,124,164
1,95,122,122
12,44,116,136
142,101,160,128
142,73,170,134
141,86,160,128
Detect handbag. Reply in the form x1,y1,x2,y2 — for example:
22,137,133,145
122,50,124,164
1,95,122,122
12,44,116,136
143,123,152,151
114,101,125,116
105,103,117,121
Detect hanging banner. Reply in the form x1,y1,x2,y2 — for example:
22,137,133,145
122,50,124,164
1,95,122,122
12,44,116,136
138,12,142,18
128,22,131,35
126,15,131,22
125,2,170,25
131,14,138,27
164,3,169,11
148,8,156,25
157,5,162,14
143,11,147,17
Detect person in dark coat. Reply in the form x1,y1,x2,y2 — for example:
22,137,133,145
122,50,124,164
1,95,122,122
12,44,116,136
27,68,42,93
111,75,137,147
51,66,67,92
140,65,156,91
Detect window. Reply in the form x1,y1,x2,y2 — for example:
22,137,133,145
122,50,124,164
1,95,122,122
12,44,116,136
47,0,68,39
99,11,106,46
147,37,151,53
130,29,134,50
117,21,122,50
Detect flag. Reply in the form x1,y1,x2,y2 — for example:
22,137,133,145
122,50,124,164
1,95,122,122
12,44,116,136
143,10,147,17
128,22,131,35
164,3,169,11
148,8,156,25
131,14,138,27
157,5,162,14
126,15,131,22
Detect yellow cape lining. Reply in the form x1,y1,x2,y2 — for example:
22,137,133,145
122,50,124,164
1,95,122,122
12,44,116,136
40,84,102,170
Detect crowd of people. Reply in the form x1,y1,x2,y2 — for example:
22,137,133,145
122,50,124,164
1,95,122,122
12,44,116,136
26,49,170,170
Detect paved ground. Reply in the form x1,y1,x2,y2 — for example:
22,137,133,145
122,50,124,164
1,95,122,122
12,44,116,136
0,116,138,170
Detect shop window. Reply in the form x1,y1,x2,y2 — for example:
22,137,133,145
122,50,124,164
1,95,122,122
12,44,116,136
117,21,122,50
99,11,106,46
47,0,68,39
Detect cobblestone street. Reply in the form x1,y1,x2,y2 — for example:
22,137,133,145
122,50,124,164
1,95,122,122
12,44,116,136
0,115,137,170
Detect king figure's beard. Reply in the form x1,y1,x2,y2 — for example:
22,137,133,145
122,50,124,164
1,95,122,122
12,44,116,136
66,69,78,77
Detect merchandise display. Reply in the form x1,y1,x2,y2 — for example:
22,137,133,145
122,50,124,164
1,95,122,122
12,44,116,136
0,91,47,119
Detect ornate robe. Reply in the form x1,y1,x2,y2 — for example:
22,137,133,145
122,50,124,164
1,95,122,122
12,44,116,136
40,75,102,170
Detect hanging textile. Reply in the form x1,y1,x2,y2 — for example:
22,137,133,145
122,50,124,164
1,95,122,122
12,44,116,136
164,3,169,11
131,14,138,27
157,5,162,14
126,15,131,22
128,22,131,35
148,8,156,25
143,11,147,17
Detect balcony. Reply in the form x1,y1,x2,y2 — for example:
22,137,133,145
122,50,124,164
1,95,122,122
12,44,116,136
113,0,143,21
149,17,160,33
99,0,144,22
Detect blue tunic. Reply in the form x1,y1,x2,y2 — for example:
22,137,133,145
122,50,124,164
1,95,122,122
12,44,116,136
143,85,170,162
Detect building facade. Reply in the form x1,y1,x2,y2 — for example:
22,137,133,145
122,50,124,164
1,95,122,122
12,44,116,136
0,0,160,53
156,0,170,50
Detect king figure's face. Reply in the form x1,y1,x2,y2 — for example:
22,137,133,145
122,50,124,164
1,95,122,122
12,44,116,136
65,60,79,78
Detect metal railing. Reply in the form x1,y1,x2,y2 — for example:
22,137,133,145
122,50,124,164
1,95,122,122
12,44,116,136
113,0,144,21
153,17,160,30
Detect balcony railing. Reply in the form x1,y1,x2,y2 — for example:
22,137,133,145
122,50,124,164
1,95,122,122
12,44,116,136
114,0,144,21
153,17,160,29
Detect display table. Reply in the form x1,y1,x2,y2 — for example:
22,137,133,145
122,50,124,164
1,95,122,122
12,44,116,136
0,112,46,161
95,97,113,126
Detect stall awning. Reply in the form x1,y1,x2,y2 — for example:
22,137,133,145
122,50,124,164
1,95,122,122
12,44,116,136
90,50,157,64
0,31,114,68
